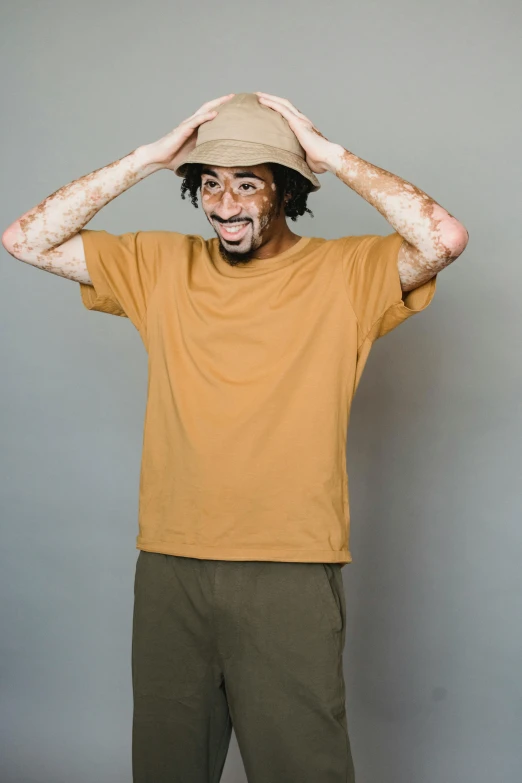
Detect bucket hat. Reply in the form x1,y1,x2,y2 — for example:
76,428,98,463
174,92,321,191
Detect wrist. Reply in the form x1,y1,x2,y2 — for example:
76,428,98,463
323,143,347,175
133,144,166,175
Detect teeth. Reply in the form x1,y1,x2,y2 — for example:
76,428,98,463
222,223,248,233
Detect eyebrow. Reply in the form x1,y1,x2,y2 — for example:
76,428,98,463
201,167,265,182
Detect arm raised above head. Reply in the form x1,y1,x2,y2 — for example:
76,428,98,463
1,93,237,284
1,146,162,283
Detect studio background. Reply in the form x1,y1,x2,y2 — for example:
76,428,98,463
1,1,520,781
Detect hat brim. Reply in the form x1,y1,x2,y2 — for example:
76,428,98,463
174,140,321,192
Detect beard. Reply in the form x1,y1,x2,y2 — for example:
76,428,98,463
217,237,258,266
212,198,282,266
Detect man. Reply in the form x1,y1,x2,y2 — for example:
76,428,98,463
2,91,468,782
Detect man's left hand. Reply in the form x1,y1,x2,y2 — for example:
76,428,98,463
254,92,339,175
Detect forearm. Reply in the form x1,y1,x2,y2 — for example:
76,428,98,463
325,145,468,260
2,145,162,259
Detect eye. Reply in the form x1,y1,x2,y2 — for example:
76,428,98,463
202,180,255,192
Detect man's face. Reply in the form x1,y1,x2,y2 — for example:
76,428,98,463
200,164,284,265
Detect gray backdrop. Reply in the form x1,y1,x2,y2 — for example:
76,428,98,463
1,1,521,781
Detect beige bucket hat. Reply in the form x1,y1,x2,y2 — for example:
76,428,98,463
174,92,321,192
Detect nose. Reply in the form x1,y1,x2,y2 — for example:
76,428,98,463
214,190,245,222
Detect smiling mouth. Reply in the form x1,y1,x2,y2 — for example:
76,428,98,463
217,221,251,241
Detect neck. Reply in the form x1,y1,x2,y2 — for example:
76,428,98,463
252,225,301,260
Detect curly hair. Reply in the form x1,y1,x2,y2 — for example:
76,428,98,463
180,162,315,221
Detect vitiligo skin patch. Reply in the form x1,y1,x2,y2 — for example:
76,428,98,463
3,133,468,293
2,147,159,283
326,146,469,291
254,90,468,286
200,168,288,264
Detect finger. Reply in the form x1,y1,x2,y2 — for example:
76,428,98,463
256,93,298,112
255,92,286,101
257,96,307,124
191,110,219,124
256,93,309,121
255,92,302,113
180,110,218,129
197,94,235,113
257,98,295,124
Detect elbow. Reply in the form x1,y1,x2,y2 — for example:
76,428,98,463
2,223,21,256
446,224,469,258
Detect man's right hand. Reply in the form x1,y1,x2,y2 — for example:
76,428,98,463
142,94,235,172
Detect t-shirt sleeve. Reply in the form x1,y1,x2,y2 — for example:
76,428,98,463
342,231,437,347
78,229,169,331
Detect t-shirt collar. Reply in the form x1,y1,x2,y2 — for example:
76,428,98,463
211,236,312,277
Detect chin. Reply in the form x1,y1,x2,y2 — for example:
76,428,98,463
217,240,258,266
219,247,256,266
217,231,261,264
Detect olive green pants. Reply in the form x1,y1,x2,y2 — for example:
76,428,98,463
132,551,355,782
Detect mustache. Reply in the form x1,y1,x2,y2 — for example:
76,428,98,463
213,217,252,225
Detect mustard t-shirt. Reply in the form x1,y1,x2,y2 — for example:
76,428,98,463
79,229,436,564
